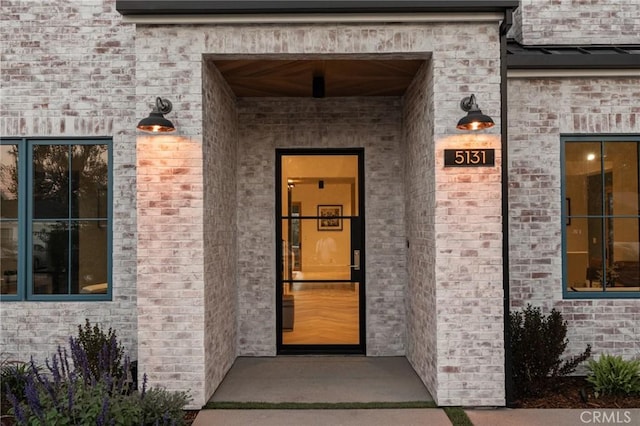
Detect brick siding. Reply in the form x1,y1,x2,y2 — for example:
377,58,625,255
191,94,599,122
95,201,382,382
511,0,640,45
0,0,138,361
508,77,640,360
4,0,636,410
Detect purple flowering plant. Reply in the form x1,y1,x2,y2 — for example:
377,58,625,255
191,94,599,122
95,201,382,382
3,320,191,425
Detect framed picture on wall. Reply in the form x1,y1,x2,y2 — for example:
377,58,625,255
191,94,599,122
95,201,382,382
317,205,343,231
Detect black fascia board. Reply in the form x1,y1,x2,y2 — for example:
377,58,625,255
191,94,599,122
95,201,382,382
507,45,640,70
116,0,520,15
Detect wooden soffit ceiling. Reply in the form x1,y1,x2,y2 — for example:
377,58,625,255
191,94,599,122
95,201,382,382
210,59,426,97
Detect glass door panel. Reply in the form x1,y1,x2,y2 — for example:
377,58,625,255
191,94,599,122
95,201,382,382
282,282,360,345
277,150,364,353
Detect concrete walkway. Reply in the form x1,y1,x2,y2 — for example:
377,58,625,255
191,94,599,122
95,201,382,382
466,408,640,426
194,356,449,425
193,357,640,425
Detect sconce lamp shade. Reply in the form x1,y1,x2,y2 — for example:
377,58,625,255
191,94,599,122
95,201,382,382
456,94,495,131
137,97,175,133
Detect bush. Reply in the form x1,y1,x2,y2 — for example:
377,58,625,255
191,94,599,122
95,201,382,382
76,319,125,382
1,358,34,420
510,304,591,398
1,359,33,405
586,354,640,397
139,385,193,425
4,322,191,425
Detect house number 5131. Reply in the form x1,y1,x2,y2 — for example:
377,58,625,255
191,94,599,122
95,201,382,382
444,149,495,167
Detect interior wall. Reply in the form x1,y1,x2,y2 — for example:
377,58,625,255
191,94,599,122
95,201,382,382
202,59,239,402
288,182,353,272
236,97,406,356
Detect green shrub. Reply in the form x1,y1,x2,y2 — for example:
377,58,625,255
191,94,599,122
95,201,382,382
586,354,640,397
1,360,32,403
510,304,591,398
1,358,34,418
76,318,125,381
139,386,192,425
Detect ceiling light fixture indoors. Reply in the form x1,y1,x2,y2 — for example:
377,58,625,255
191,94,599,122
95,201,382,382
456,94,495,131
137,97,175,133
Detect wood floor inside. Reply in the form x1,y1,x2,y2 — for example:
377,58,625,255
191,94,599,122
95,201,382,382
282,283,360,345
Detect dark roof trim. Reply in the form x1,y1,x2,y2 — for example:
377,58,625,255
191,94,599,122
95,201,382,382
116,0,520,15
507,40,640,69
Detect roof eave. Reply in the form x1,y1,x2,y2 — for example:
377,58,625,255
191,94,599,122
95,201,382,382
116,0,520,16
507,56,640,70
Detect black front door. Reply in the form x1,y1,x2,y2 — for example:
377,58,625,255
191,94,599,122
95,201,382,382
276,149,365,354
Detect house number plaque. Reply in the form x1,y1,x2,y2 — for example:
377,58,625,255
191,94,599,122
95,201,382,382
444,149,495,167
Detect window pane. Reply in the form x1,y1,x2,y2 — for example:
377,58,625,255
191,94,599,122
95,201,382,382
71,221,108,294
281,155,359,216
565,142,602,217
33,145,70,219
611,218,639,291
33,221,69,294
71,145,108,218
604,142,639,217
1,144,19,218
281,218,352,281
282,281,360,345
1,222,18,295
566,218,600,291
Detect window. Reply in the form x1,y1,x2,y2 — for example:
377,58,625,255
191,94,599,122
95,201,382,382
563,135,640,298
1,138,111,301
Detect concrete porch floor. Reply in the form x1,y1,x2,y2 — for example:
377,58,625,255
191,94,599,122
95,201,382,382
208,356,433,403
193,356,452,426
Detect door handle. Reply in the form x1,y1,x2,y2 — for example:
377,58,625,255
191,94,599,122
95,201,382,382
350,249,360,271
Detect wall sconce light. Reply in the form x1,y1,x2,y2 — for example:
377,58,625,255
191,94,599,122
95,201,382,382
456,94,494,131
137,97,175,133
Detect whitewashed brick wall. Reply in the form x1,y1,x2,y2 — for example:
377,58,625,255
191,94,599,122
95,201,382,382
512,0,640,45
404,60,440,402
431,39,504,406
135,53,239,410
134,21,206,405
0,0,138,361
202,59,239,403
404,53,505,405
136,130,207,409
508,77,640,360
9,0,635,410
136,20,505,406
